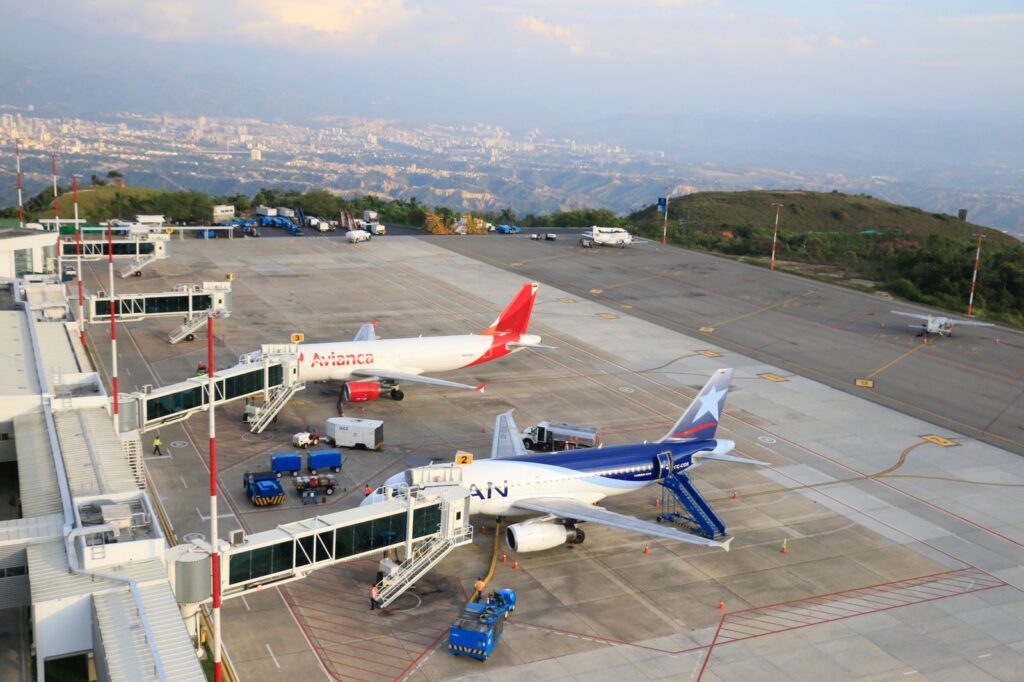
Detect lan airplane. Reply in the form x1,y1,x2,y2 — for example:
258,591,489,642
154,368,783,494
890,310,994,337
298,283,548,410
366,368,766,552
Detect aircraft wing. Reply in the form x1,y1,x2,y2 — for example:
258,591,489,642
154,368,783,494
350,368,486,392
511,497,732,551
491,410,528,459
949,319,994,328
890,310,929,321
353,323,378,342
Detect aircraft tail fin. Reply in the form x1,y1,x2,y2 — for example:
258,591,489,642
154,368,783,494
657,368,734,443
481,283,539,335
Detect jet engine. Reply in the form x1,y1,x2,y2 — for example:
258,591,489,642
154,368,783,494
342,381,381,402
505,522,585,552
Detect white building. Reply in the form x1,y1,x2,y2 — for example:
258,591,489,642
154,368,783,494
212,204,236,224
0,230,57,279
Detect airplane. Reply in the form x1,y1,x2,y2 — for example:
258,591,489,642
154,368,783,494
298,282,550,411
365,368,767,552
890,310,994,337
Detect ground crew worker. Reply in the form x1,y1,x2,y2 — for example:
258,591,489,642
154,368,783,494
370,584,379,610
152,435,163,457
473,577,485,602
363,483,373,497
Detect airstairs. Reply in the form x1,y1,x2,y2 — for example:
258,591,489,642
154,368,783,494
375,529,472,608
658,470,727,539
119,253,158,278
246,381,305,433
169,311,225,344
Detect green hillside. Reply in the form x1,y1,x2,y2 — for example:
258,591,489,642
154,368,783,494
54,186,168,220
630,190,1023,327
631,190,1013,243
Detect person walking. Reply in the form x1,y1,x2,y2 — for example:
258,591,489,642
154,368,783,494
473,577,486,602
152,435,163,457
363,483,373,497
370,584,379,610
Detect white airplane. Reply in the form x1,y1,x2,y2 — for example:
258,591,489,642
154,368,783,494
890,310,994,337
365,368,767,552
298,283,549,410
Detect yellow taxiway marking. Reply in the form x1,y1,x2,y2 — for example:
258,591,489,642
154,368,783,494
865,343,927,380
699,326,715,333
597,312,619,319
510,262,524,267
620,304,633,309
759,373,788,382
708,290,817,329
559,297,576,304
590,288,604,295
855,378,875,388
922,434,959,447
600,274,665,291
698,350,722,358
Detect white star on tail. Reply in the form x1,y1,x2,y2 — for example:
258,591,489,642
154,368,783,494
694,386,727,422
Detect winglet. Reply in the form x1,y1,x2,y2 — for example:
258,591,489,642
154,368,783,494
476,383,488,393
719,536,733,552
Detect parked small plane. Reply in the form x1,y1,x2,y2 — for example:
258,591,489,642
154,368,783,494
298,283,549,411
365,368,766,552
890,310,994,337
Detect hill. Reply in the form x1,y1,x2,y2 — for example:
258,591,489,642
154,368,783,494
54,186,169,221
629,190,1023,327
630,190,1015,244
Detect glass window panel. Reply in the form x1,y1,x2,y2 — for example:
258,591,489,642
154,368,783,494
316,531,333,561
229,552,250,584
271,541,293,574
335,525,355,559
250,546,273,580
296,536,314,567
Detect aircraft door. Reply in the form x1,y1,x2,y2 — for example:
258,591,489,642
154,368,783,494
654,451,674,479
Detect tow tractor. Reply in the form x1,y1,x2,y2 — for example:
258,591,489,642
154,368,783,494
292,431,321,448
242,471,286,507
448,589,517,661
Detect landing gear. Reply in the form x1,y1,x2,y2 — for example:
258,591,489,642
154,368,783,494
569,527,586,545
390,388,405,401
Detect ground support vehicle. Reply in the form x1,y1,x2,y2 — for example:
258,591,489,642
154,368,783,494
324,418,383,449
448,589,517,661
294,473,338,498
271,452,303,477
544,233,557,241
521,420,599,452
307,449,343,474
242,471,287,507
580,226,633,248
292,431,321,448
496,224,521,234
346,229,371,243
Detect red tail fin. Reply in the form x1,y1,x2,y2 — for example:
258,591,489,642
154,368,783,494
481,283,538,335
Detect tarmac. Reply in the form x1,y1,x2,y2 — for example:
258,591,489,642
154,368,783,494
79,231,1024,681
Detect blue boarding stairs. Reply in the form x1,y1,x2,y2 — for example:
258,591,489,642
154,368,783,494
655,451,727,539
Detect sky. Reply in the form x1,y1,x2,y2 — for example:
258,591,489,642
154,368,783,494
2,0,1023,127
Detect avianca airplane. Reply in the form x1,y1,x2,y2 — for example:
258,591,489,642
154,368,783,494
297,283,548,410
365,368,766,552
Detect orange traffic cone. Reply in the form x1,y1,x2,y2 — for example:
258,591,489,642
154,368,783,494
481,425,487,433
502,553,508,564
654,499,661,508
512,560,519,571
480,525,486,534
718,601,725,611
781,538,789,554
995,338,1001,345
643,544,650,556
732,490,739,500
880,322,886,329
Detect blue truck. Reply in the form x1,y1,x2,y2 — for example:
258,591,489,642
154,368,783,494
242,471,286,507
307,449,343,475
271,452,303,477
448,589,517,661
496,224,521,234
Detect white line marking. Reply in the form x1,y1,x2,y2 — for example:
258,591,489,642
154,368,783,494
265,643,281,669
978,653,992,658
180,476,188,489
240,595,251,611
196,507,235,521
904,671,918,676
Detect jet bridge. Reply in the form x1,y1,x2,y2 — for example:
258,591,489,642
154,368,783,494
86,282,232,343
60,232,169,277
119,344,304,434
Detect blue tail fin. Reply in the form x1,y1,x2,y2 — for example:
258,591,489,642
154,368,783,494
658,368,733,442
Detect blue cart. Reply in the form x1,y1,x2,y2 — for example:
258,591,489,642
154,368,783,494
448,589,517,661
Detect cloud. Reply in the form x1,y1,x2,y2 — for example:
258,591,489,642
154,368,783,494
788,36,817,54
826,35,875,49
517,15,587,54
937,13,1024,27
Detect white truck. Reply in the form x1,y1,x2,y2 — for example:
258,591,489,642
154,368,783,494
255,205,277,217
324,417,383,449
521,420,599,452
367,223,386,236
580,226,633,248
363,210,379,224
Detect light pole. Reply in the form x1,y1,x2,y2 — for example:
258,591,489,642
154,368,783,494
967,233,985,317
662,194,670,246
770,203,783,271
207,315,222,682
73,176,85,347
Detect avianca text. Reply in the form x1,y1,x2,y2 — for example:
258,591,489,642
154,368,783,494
308,351,375,368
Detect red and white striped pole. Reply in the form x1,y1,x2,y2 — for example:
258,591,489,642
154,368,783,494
108,221,119,433
73,176,85,347
15,139,24,228
208,315,222,682
967,234,984,318
770,203,782,271
52,154,61,278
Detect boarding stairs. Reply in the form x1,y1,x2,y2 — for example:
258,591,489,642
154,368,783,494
119,431,147,489
119,253,158,278
247,381,305,434
376,527,473,608
658,466,727,540
169,310,228,344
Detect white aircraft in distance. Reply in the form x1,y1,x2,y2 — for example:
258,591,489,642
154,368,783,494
365,368,768,553
298,283,550,410
890,310,994,337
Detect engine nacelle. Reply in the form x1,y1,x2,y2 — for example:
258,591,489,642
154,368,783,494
343,381,381,402
505,522,581,553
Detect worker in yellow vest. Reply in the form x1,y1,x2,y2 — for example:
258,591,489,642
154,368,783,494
152,435,163,457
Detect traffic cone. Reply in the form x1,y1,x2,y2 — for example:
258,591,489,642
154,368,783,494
512,560,519,571
732,490,739,500
502,553,508,564
995,338,1001,345
654,499,661,508
781,538,788,554
480,525,486,534
717,601,725,611
643,544,650,556
481,425,487,433
880,322,886,329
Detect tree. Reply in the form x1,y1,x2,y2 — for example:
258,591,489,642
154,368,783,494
107,170,124,179
90,174,107,187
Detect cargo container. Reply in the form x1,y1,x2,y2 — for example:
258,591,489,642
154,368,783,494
325,417,383,449
307,449,343,474
271,452,303,477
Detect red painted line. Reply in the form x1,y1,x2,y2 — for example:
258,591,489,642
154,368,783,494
297,626,418,661
290,606,439,647
303,642,408,673
696,614,727,681
287,601,439,643
395,629,448,681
